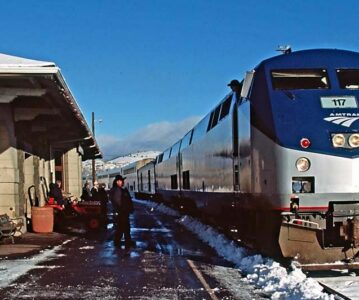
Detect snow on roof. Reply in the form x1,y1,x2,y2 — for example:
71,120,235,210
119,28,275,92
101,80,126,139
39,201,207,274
0,53,55,68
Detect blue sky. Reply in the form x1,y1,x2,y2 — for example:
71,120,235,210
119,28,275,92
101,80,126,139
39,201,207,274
1,1,359,159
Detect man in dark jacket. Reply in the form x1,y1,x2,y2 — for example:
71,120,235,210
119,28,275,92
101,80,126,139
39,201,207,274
109,175,134,249
91,181,108,225
49,180,65,206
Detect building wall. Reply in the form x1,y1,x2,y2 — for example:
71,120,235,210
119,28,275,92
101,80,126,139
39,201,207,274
64,147,82,198
0,103,85,232
0,104,23,218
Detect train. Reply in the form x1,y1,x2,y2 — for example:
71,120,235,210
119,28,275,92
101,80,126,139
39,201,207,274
97,158,155,195
104,49,359,265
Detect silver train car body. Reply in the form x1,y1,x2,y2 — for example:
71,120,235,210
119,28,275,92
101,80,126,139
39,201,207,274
97,158,154,194
136,161,156,199
122,158,154,196
152,49,359,265
97,167,121,189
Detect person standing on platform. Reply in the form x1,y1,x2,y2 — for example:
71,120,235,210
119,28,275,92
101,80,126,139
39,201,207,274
109,175,134,249
91,181,100,201
81,181,92,201
49,180,65,206
91,182,108,224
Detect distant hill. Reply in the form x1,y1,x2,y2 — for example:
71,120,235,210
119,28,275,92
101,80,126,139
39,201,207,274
109,150,160,166
82,150,161,178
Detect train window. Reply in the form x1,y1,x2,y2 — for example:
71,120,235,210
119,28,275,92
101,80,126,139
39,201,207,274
181,129,194,149
192,114,210,143
171,140,181,157
337,69,359,89
171,174,178,189
207,105,221,132
182,170,190,190
271,69,329,90
157,153,164,164
211,105,221,128
219,96,232,120
123,167,135,175
207,111,215,131
163,148,171,161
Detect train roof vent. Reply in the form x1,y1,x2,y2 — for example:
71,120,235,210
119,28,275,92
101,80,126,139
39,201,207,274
276,45,292,54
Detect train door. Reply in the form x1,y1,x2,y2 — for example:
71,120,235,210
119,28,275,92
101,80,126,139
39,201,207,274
232,100,240,191
177,153,182,191
148,169,151,192
237,71,254,193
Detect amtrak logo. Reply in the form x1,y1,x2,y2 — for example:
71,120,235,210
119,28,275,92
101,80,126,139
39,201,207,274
324,113,359,127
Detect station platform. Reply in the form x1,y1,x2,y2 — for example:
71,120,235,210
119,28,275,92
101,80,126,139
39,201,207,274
0,200,264,299
0,232,70,259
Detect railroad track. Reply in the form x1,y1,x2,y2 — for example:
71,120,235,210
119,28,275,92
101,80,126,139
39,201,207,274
307,269,359,300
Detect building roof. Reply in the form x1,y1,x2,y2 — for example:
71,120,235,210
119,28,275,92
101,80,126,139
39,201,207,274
0,53,55,67
0,53,101,160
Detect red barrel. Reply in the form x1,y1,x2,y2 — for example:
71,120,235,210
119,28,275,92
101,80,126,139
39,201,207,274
31,206,54,233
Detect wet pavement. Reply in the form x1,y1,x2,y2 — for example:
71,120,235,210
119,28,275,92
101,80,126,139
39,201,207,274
0,201,266,299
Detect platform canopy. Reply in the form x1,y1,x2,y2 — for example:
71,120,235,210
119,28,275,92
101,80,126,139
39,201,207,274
0,53,101,160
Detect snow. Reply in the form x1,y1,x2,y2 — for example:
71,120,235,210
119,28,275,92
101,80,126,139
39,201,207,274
83,150,160,176
79,246,95,250
0,239,72,288
145,201,333,300
0,200,339,299
134,199,181,217
315,272,359,300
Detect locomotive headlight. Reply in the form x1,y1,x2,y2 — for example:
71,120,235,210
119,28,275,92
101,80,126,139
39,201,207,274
296,157,311,172
348,133,359,148
332,134,345,148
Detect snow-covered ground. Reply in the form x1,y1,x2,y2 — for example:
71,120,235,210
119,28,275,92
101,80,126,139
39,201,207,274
0,239,73,288
0,200,343,299
137,200,334,300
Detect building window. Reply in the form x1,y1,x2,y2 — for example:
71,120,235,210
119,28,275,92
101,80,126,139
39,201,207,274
140,173,143,190
171,174,178,189
182,170,190,190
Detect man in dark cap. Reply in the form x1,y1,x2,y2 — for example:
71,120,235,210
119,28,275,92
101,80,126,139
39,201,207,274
227,79,242,94
109,175,134,249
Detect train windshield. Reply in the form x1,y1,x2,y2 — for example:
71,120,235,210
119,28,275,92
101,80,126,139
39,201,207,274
337,69,359,89
271,69,329,90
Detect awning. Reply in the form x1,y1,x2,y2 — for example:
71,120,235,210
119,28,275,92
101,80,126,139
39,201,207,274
0,53,101,160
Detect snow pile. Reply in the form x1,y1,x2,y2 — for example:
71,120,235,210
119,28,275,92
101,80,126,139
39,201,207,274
134,199,181,217
178,215,332,300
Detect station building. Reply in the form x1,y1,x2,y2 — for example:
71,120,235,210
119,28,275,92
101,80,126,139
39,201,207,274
0,53,101,226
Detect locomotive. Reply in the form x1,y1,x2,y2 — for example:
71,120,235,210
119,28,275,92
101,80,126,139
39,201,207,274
142,49,359,265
